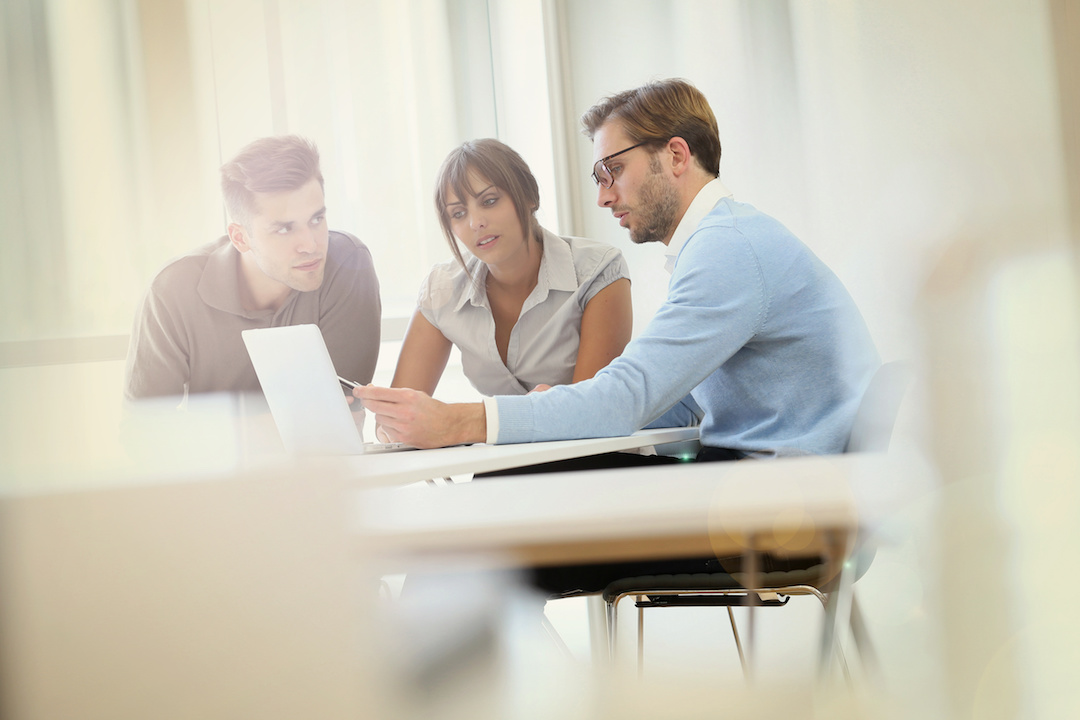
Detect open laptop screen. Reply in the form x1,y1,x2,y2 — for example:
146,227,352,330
242,324,366,455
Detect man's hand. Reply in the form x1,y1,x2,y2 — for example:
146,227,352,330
352,385,487,448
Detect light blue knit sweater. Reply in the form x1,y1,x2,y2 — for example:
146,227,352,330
493,197,879,456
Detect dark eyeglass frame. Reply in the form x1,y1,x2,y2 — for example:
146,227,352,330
590,141,649,188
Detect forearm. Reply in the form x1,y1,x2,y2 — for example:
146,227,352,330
646,394,703,428
391,310,452,395
446,402,487,446
320,239,382,383
494,378,640,443
495,297,754,443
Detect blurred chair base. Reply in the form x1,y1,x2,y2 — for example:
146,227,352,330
599,565,880,684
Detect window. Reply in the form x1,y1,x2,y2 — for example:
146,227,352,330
1,0,500,356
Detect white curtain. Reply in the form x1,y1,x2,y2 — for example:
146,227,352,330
0,0,496,347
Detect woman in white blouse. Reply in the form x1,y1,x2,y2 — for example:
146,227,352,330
388,138,632,406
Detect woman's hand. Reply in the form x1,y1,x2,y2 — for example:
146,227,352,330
374,423,393,444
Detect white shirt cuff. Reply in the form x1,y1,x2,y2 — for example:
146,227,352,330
482,396,500,445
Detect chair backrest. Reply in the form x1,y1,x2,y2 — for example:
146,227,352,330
845,361,914,453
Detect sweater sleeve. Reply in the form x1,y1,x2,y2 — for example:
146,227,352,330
123,283,192,400
319,233,382,385
494,229,764,443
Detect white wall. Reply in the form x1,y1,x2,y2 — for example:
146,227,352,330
554,0,1070,360
557,0,809,335
791,0,1068,359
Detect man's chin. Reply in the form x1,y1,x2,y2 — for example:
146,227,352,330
290,271,325,293
629,229,663,245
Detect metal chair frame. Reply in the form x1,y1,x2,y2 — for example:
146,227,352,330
604,581,877,682
595,361,912,682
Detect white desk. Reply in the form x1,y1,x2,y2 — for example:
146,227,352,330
355,452,890,672
334,426,701,486
355,452,874,568
356,453,894,677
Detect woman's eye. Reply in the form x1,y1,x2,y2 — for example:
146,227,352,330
483,195,498,206
275,226,290,235
450,209,465,220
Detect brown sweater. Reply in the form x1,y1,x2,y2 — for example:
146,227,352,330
124,231,380,400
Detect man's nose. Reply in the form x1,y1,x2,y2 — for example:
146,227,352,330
298,226,319,253
596,182,616,208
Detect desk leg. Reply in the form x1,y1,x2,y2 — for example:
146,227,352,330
587,594,611,665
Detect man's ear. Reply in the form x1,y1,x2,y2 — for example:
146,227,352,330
227,222,250,253
667,136,694,177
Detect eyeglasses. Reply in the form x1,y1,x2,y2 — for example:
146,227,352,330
590,141,648,188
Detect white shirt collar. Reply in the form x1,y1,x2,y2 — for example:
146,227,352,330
664,178,733,274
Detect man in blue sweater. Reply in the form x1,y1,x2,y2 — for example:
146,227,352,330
357,79,878,461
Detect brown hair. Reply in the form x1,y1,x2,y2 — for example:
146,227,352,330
580,78,721,177
434,139,541,271
220,135,324,227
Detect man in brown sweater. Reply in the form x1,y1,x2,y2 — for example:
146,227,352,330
124,135,381,401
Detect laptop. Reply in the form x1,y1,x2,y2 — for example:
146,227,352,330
241,324,412,455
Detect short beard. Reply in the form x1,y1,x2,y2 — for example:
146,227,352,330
628,155,680,245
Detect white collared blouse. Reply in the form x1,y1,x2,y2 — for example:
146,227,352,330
418,228,629,396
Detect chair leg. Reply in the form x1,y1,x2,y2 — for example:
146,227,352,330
540,611,576,660
848,593,880,682
834,626,854,686
779,586,858,686
608,597,619,660
727,606,750,679
587,595,612,665
743,543,760,679
637,596,645,677
818,530,858,684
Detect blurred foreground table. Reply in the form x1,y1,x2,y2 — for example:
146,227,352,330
356,453,894,673
356,452,877,568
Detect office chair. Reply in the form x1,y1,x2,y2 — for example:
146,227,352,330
594,361,913,680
